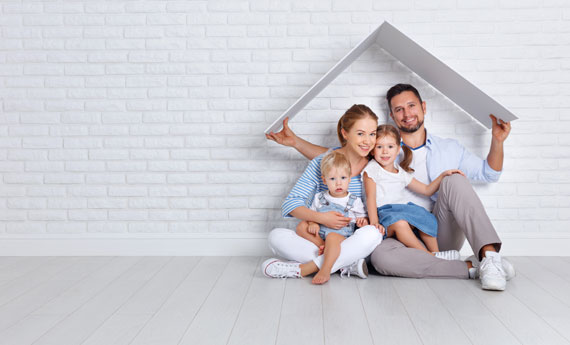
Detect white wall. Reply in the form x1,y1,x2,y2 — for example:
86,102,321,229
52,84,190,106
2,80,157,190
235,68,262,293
1,0,569,255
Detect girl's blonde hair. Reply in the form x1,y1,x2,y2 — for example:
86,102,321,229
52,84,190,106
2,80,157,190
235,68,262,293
337,104,378,147
375,124,414,173
321,151,351,178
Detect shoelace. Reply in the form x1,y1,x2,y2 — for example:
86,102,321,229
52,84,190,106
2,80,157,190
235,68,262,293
267,262,300,278
480,256,505,277
339,263,356,278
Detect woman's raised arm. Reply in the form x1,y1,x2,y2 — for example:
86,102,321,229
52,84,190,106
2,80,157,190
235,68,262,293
265,117,328,160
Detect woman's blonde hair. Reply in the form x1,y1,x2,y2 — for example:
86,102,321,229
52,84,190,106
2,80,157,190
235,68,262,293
320,151,351,178
375,124,414,173
337,104,378,147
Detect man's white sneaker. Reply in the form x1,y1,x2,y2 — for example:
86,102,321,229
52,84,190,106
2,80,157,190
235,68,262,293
434,250,461,261
478,251,506,291
339,258,368,279
261,258,301,278
466,254,516,280
501,258,516,280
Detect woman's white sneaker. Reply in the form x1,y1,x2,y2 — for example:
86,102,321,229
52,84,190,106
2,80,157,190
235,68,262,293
434,250,461,261
261,258,301,278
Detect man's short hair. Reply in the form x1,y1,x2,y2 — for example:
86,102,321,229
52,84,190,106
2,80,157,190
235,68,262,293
386,84,423,111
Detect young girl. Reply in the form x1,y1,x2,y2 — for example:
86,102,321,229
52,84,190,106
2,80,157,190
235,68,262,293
363,124,464,260
296,151,369,284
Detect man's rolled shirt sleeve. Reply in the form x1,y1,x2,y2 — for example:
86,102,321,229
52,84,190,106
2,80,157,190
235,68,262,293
426,133,502,184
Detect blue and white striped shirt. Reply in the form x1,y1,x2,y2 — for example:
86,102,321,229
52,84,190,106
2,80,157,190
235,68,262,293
281,151,364,218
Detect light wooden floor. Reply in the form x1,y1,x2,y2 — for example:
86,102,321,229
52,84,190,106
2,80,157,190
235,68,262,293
0,256,569,345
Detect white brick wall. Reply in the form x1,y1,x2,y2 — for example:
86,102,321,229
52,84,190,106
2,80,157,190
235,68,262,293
1,0,569,254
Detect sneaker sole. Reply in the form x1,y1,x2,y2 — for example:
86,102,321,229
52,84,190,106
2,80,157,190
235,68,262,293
481,279,506,291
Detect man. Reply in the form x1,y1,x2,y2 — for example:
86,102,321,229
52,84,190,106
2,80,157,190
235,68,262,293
266,83,515,290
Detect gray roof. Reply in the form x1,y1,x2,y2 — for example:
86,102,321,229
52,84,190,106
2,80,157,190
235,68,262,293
265,21,518,134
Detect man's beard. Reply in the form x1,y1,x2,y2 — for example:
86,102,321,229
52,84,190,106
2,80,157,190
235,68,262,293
398,120,423,133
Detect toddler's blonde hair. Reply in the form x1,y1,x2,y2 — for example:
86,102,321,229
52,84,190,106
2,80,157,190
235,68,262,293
320,151,351,178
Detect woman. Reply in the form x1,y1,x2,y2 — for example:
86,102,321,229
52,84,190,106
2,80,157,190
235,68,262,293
262,104,383,284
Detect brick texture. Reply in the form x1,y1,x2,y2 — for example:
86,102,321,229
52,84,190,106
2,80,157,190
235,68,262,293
0,0,568,236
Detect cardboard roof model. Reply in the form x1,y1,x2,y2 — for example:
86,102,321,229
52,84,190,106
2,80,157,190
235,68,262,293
265,21,518,134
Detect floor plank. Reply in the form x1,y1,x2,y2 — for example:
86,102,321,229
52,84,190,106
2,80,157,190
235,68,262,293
508,257,570,308
0,257,111,331
427,279,521,345
465,276,570,345
129,257,231,345
226,258,286,345
357,275,423,345
533,256,570,283
32,257,170,345
0,257,28,274
506,266,570,342
82,257,200,345
392,278,472,345
276,278,324,345
177,257,259,345
0,256,566,345
0,257,50,282
321,274,374,345
0,257,77,307
0,257,141,345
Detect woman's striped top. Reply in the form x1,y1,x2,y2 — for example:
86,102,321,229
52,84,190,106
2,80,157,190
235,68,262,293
281,150,364,218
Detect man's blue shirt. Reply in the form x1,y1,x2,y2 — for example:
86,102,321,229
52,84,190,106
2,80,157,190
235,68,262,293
424,131,501,184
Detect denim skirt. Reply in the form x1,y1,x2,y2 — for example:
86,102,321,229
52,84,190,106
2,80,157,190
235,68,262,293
377,202,438,238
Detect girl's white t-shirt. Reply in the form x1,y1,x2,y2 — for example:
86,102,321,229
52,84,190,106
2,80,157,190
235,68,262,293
362,159,414,207
397,146,434,211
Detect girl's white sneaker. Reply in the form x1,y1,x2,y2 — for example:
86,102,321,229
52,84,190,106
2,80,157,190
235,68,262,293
339,258,368,279
434,250,461,261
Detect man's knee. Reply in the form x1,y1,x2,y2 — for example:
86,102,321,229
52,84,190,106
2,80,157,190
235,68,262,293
370,239,402,275
441,173,469,189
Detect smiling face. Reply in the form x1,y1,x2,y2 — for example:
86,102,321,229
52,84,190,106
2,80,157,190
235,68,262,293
322,166,350,198
389,90,426,134
373,133,400,172
341,117,378,158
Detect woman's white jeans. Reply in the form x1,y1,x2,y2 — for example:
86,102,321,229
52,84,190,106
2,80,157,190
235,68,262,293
267,225,382,273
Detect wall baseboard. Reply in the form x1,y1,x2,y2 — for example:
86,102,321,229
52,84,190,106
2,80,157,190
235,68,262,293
0,232,568,256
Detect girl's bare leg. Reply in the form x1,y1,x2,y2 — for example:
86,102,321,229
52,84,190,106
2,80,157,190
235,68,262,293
387,220,432,255
312,233,344,285
419,232,440,253
296,221,325,251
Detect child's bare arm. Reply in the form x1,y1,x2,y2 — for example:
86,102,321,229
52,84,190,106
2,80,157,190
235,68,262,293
363,173,381,228
407,169,465,196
